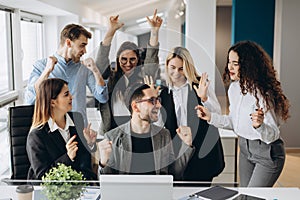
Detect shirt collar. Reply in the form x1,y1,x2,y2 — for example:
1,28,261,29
53,52,77,65
48,113,75,133
169,80,189,92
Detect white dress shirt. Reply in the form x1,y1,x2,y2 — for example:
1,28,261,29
168,80,222,127
171,81,189,126
209,81,280,144
48,113,75,143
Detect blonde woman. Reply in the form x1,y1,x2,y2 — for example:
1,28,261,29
159,47,225,183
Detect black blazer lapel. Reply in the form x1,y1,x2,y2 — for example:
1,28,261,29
187,85,202,138
160,87,178,139
46,128,67,154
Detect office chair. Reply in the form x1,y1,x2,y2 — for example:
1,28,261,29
3,105,95,185
6,105,34,185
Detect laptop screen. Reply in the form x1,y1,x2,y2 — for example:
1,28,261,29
100,175,173,200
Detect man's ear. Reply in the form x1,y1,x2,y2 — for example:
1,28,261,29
131,101,140,113
65,38,72,48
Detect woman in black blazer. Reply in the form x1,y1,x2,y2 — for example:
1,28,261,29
26,78,97,180
159,47,225,183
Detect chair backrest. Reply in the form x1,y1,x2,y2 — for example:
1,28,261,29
8,105,34,181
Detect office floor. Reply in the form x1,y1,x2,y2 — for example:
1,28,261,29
274,151,300,188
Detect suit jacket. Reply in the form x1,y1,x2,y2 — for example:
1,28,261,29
99,122,194,180
160,84,225,181
26,112,96,180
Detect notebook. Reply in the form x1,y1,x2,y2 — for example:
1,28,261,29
189,185,238,200
100,175,173,200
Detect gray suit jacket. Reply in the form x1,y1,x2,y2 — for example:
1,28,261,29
99,122,194,180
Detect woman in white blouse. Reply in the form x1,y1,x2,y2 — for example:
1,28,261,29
196,41,290,187
158,47,225,183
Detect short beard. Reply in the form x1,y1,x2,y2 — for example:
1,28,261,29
138,113,151,123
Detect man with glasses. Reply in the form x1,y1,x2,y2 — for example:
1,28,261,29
97,84,194,178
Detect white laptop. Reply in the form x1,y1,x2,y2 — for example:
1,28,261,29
100,175,173,200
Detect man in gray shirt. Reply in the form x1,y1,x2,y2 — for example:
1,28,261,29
97,84,194,179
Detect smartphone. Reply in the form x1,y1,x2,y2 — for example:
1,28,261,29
232,194,266,200
155,79,161,87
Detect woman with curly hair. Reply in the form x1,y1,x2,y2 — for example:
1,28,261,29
196,41,290,187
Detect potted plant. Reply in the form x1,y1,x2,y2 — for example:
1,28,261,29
42,163,87,200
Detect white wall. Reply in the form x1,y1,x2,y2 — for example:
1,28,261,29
274,0,300,148
185,0,217,89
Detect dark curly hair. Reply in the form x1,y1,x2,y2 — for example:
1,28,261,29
223,41,290,121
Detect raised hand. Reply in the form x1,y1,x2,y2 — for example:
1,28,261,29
83,123,97,146
82,58,98,72
146,9,163,30
102,15,124,46
66,135,78,161
250,108,264,129
35,56,58,92
176,126,193,147
143,75,161,92
44,56,58,74
82,57,105,86
193,72,209,102
97,139,112,167
195,105,211,122
108,15,124,32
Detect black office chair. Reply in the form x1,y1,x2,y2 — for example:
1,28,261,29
2,105,34,185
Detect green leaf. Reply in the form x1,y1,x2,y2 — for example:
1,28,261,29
41,163,87,200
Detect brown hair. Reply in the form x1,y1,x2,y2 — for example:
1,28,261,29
31,78,68,129
60,24,91,46
223,41,290,121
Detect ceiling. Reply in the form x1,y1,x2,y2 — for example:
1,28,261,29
77,0,174,27
0,0,232,32
77,0,232,28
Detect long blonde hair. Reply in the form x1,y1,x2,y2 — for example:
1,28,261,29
165,47,199,88
31,78,68,130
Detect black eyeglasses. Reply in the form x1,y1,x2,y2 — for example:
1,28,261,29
120,57,137,65
136,97,161,105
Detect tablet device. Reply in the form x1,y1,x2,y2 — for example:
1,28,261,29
232,194,266,200
189,185,238,200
